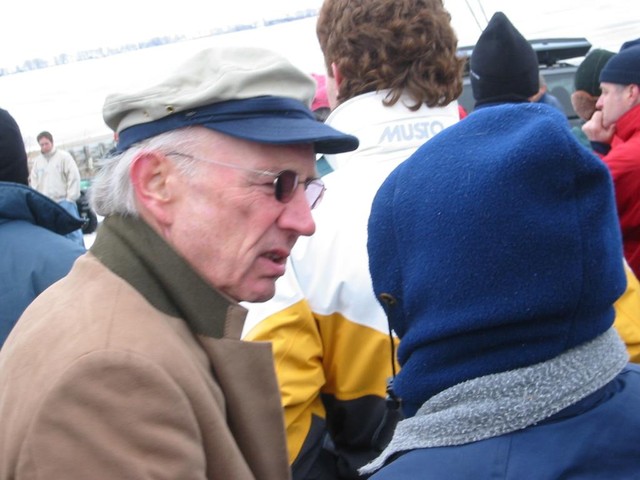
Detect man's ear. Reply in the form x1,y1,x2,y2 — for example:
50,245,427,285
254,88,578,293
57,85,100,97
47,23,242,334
331,62,343,89
629,84,640,107
129,151,175,226
327,62,344,109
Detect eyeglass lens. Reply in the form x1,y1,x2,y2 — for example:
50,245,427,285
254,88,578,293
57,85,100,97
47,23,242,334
274,170,298,202
274,171,324,209
305,181,325,209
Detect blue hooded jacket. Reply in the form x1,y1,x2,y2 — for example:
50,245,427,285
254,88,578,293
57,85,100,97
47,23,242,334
0,182,85,346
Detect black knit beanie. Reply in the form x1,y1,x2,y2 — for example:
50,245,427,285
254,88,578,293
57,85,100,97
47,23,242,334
574,49,615,96
470,12,539,107
0,108,28,185
600,43,640,86
570,49,615,121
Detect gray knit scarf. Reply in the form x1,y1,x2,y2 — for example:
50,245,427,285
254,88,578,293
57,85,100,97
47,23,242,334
360,328,628,475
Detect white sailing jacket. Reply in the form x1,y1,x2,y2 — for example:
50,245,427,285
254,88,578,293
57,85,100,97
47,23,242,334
243,90,460,477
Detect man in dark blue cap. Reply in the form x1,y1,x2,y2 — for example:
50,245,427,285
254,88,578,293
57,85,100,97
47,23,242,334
0,46,358,479
583,40,640,278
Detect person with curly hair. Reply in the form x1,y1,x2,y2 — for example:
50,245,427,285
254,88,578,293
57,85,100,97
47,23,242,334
242,1,465,478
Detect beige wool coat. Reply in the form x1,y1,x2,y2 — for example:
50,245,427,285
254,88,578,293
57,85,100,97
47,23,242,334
0,216,291,479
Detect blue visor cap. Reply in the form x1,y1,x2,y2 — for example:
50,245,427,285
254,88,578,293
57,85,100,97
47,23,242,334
116,96,359,154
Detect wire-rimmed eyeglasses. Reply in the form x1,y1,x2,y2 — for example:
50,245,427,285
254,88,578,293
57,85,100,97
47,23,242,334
166,151,326,209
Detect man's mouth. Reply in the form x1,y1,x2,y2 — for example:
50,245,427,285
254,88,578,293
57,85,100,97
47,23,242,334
264,250,287,265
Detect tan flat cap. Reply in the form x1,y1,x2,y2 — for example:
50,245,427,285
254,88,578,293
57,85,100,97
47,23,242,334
103,46,358,154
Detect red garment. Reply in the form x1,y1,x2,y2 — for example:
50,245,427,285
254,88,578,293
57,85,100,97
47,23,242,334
310,73,329,111
601,104,640,276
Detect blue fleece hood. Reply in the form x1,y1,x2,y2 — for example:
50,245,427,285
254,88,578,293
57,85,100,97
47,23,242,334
367,103,625,417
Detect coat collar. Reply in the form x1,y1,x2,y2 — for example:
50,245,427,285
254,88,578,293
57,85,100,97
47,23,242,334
91,214,246,339
0,181,84,234
360,328,628,476
91,215,291,478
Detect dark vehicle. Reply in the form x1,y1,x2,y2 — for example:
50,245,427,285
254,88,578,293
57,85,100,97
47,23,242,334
69,140,114,235
457,37,592,127
76,180,98,234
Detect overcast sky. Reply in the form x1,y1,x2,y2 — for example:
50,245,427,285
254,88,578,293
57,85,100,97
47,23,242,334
2,0,638,68
1,0,323,66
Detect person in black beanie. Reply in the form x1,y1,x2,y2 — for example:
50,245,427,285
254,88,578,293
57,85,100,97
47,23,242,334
0,107,85,347
570,48,616,147
360,100,640,479
469,11,539,108
469,11,566,118
571,49,616,125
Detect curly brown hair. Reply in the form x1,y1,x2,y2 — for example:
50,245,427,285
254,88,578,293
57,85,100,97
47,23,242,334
317,0,465,110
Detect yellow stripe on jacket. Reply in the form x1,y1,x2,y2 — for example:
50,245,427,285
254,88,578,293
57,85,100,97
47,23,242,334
244,299,398,464
614,262,640,363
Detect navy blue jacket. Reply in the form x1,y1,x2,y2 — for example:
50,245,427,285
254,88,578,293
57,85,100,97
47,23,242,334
0,182,85,346
370,365,640,479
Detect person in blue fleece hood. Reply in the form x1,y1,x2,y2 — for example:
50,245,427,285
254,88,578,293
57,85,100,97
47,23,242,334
361,100,640,478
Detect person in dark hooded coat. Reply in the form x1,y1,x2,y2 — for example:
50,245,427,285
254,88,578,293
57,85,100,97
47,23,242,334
0,107,85,347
